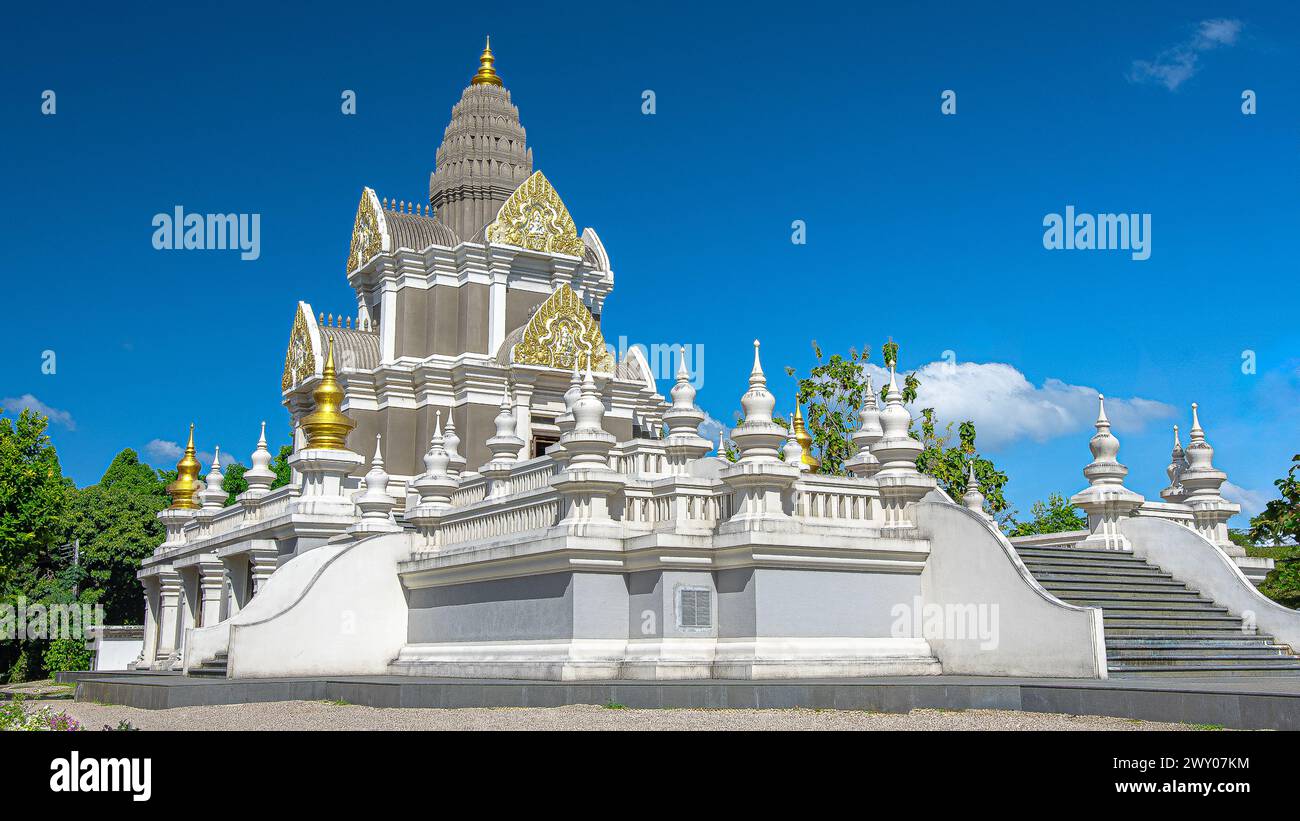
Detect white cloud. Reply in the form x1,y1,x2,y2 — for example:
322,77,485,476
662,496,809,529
698,410,727,447
1,394,76,430
1129,18,1243,90
144,439,183,463
863,361,1175,450
1223,481,1270,518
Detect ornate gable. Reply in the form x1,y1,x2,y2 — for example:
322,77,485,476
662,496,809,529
281,302,321,391
345,188,386,273
513,285,615,372
485,171,585,257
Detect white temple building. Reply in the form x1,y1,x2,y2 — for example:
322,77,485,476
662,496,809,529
134,42,1300,681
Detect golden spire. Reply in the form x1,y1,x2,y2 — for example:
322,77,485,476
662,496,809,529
471,36,503,86
793,404,820,472
301,336,357,450
166,424,202,510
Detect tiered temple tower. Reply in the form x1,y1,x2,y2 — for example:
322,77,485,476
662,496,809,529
429,38,535,242
278,40,662,484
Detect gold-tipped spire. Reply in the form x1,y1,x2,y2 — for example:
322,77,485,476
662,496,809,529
301,336,357,450
471,36,503,86
792,404,820,472
166,423,202,510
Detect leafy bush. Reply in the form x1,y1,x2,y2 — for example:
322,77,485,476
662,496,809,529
0,696,82,731
42,638,91,676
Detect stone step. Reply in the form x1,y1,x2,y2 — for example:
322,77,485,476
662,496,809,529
1105,625,1255,637
1091,605,1233,619
1108,655,1300,669
1106,635,1282,648
1013,547,1147,563
1041,582,1197,597
1110,665,1300,678
1060,598,1221,611
1037,575,1189,590
1017,554,1152,570
1050,589,1201,602
1102,652,1294,665
1103,613,1244,626
1027,565,1174,579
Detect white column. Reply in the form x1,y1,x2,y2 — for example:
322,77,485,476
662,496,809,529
514,376,535,456
154,570,182,668
135,578,160,670
380,283,398,363
198,562,225,627
488,268,508,355
249,547,280,597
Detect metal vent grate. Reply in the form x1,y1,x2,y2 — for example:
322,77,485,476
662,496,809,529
677,587,712,629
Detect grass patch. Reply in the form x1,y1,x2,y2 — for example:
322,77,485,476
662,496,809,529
602,701,627,710
322,699,352,706
1188,723,1225,731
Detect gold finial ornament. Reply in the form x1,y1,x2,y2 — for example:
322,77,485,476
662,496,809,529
300,336,357,450
471,36,503,86
793,404,820,472
166,424,203,510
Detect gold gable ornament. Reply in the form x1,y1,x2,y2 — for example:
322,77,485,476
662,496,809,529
345,188,384,274
485,171,586,257
513,285,615,372
281,304,318,391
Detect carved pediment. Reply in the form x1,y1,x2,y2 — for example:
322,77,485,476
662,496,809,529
345,188,385,273
281,303,319,391
485,171,585,257
513,285,615,372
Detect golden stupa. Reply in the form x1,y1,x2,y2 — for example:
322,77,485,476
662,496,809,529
300,336,357,450
793,405,820,472
166,424,202,510
471,36,503,86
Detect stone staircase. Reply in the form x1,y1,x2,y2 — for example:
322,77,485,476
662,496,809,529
188,651,229,678
1013,545,1300,677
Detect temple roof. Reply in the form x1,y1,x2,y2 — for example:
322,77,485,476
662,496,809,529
382,205,460,251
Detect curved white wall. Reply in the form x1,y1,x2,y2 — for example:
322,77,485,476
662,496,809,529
916,501,1107,678
1122,517,1300,648
220,533,413,677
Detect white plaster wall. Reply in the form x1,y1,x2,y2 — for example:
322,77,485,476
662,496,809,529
916,501,1107,678
93,638,143,671
223,533,413,677
1121,517,1300,647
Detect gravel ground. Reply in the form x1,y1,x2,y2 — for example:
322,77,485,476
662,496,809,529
29,700,1203,731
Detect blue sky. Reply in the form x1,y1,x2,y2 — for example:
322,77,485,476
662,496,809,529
2,2,1297,525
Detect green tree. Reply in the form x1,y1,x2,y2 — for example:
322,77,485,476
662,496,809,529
782,342,872,475
270,445,293,489
1247,453,1300,609
0,410,75,680
1005,493,1088,537
222,462,248,505
0,410,72,595
780,340,1010,519
1247,453,1300,546
914,411,1011,522
65,449,169,624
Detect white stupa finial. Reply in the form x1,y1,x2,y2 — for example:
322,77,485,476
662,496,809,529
1189,402,1204,441
962,461,988,518
1096,394,1109,427
371,433,384,468
783,413,805,466
749,339,765,388
243,420,276,498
